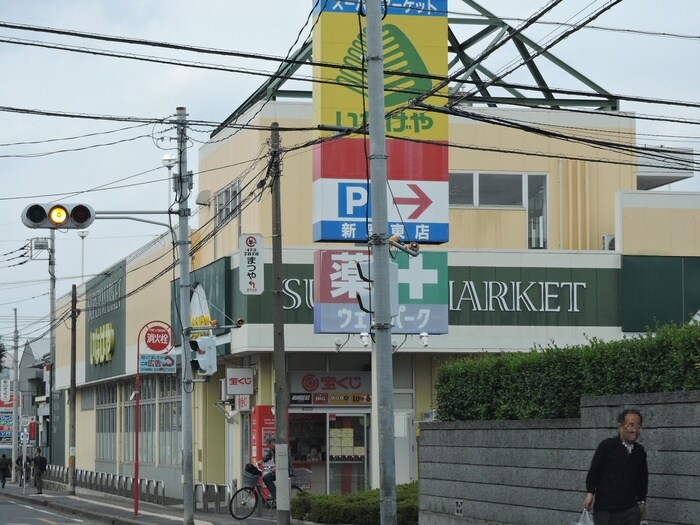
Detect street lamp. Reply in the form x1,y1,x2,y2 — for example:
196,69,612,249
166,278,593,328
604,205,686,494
77,230,89,284
162,153,176,208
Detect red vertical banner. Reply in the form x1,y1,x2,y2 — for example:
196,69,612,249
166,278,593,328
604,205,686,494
250,405,275,464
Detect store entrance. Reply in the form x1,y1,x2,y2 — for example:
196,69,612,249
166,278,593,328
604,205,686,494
290,412,369,495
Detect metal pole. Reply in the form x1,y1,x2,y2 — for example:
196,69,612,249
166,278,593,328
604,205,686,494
270,123,290,525
134,369,140,515
175,107,195,525
366,1,397,523
11,308,19,483
68,284,77,495
48,229,56,465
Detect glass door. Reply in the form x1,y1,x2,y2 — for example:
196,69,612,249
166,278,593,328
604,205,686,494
327,414,368,494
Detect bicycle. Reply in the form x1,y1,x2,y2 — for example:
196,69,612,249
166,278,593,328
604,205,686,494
229,464,310,520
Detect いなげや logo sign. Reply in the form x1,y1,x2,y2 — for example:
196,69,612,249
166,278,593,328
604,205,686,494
337,24,432,108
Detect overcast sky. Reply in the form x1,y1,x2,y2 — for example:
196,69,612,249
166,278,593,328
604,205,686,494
1,0,699,347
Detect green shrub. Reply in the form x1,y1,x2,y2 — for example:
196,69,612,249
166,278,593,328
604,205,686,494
291,482,418,525
436,323,700,421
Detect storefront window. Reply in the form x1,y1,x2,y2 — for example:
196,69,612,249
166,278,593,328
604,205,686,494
328,415,368,494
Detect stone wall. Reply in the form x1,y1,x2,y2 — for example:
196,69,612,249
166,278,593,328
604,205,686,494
418,390,700,525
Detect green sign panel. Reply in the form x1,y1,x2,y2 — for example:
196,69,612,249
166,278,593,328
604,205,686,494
448,266,620,327
621,255,700,331
85,260,126,382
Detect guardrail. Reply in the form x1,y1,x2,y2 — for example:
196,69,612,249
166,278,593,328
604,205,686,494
44,465,165,504
44,465,234,513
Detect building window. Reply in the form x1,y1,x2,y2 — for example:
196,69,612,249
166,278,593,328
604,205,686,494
528,174,547,249
158,375,181,466
81,387,94,411
448,172,474,206
215,181,240,227
449,171,547,248
96,383,117,462
479,173,523,206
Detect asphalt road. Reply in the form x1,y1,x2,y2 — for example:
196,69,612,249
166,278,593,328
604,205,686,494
0,495,100,525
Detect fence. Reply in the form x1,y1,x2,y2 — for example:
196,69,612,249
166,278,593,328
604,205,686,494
43,466,235,514
418,390,700,525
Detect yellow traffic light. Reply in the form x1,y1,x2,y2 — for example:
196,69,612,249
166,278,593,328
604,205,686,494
48,205,69,226
21,203,95,229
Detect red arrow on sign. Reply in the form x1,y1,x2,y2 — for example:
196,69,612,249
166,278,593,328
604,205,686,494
393,183,432,219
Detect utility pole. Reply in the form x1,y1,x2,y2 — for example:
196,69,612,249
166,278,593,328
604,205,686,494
270,123,291,525
366,1,398,523
174,107,195,525
68,285,78,495
11,308,19,483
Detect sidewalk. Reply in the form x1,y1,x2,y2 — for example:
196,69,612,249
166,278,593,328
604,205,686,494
0,480,279,525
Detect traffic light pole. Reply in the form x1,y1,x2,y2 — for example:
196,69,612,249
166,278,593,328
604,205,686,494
68,285,78,495
174,107,195,525
49,229,56,466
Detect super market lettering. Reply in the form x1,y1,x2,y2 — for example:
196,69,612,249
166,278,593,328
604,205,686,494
87,279,122,321
328,0,442,16
449,280,587,313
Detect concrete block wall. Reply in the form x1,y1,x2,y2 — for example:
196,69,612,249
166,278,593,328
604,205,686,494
418,390,700,525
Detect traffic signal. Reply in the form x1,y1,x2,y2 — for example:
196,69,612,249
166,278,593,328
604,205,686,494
21,203,95,229
190,336,217,376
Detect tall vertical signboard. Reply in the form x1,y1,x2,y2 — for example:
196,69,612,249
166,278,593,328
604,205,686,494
312,1,449,244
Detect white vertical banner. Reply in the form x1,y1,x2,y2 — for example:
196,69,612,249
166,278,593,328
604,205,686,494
0,379,10,402
239,233,264,295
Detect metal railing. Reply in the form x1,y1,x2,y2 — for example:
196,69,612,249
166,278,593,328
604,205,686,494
44,465,165,505
44,465,234,514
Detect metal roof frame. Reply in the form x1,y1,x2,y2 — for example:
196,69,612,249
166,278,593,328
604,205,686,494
211,1,618,138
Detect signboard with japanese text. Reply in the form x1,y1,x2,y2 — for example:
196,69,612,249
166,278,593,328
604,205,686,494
142,321,174,353
250,405,275,464
235,395,251,412
0,410,12,446
138,321,176,373
239,234,264,295
289,371,372,407
225,368,254,396
138,353,176,374
311,0,449,243
313,249,448,334
0,379,10,402
85,260,126,382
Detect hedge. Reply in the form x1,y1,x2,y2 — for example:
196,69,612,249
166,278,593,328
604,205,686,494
435,323,700,421
291,481,418,525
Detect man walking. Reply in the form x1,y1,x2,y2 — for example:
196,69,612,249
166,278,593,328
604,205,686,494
0,454,10,488
583,409,648,525
32,447,47,494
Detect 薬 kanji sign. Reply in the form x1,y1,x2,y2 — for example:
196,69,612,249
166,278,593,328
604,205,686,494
313,249,448,334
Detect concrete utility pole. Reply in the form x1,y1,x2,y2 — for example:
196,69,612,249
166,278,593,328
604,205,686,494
366,1,398,523
270,123,291,525
11,308,19,483
174,107,195,525
68,285,78,495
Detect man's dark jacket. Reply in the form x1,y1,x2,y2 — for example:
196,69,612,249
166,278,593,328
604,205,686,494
586,436,648,512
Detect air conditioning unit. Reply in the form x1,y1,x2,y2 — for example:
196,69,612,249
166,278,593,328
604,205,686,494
602,234,615,251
